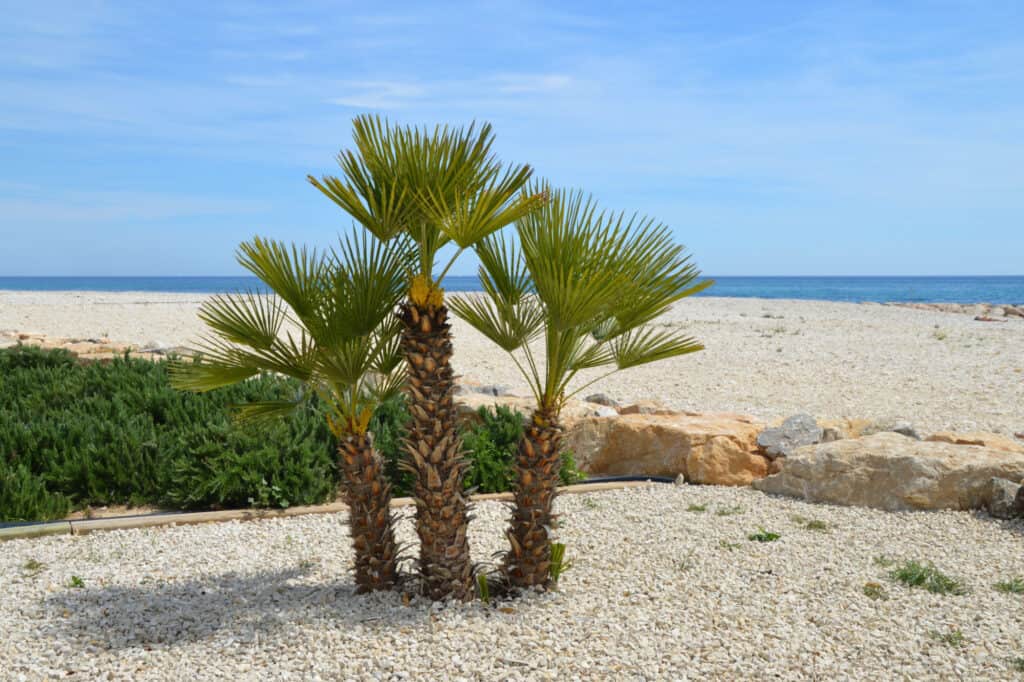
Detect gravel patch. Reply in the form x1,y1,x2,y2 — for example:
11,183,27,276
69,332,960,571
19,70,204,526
3,485,1023,680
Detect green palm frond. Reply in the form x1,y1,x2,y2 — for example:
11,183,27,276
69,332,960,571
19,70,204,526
196,292,285,351
475,233,533,304
230,400,303,424
448,293,544,353
236,237,326,325
312,114,539,282
168,356,259,392
610,327,704,369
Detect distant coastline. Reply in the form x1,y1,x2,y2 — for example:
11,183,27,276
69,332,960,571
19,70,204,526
0,275,1023,304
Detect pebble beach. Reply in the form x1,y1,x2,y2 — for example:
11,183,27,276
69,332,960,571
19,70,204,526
3,485,1023,680
3,290,1024,680
2,290,1022,434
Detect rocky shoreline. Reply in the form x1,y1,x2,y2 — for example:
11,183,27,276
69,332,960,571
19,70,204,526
884,301,1024,319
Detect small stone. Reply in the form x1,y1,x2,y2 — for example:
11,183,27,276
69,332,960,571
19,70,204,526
756,413,823,459
863,419,921,440
987,478,1022,519
585,393,620,408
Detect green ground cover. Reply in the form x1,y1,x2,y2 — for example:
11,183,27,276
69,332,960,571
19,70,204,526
0,346,582,522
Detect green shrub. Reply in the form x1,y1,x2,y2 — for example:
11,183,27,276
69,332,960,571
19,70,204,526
0,347,591,521
462,404,522,493
461,405,589,493
558,450,587,485
0,461,71,522
0,346,335,520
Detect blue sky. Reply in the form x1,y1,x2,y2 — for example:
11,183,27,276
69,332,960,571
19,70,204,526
1,1,1022,276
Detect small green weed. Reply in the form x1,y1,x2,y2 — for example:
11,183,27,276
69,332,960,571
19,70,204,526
1010,657,1024,672
791,515,829,531
718,540,741,551
748,528,781,542
68,575,85,588
929,629,967,647
549,542,573,586
932,329,949,341
476,574,491,604
715,505,744,516
581,497,601,510
873,555,897,568
889,560,968,595
22,558,45,572
994,577,1024,594
863,582,888,601
687,503,707,513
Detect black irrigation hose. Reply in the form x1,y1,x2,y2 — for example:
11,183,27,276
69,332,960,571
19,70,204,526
576,475,676,485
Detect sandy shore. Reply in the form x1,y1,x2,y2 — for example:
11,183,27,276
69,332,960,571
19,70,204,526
1,290,1022,435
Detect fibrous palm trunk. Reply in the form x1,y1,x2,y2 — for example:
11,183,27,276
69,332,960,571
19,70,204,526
504,405,563,589
400,300,474,601
338,432,399,592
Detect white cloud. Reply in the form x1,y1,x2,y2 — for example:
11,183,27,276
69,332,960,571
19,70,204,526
329,81,427,109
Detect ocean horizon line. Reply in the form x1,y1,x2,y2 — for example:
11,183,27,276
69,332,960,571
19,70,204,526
2,275,1023,304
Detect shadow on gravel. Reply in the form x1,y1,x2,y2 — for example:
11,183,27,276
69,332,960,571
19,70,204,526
42,566,429,650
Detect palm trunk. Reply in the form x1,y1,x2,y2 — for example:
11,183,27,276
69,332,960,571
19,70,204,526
504,405,563,589
338,432,399,593
400,300,473,601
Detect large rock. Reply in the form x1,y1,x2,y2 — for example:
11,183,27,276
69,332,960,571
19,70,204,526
757,413,823,459
925,431,1024,454
563,413,766,485
618,400,678,416
753,433,1024,511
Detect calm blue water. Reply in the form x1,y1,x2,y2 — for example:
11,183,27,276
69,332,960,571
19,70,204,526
1,276,1022,303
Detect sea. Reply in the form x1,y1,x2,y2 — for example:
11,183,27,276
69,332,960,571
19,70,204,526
1,276,1022,304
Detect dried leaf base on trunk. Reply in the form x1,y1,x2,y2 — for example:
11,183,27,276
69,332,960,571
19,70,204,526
400,301,474,601
338,433,399,593
504,407,564,589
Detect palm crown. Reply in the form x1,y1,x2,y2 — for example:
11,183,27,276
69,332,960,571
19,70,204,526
169,231,412,435
308,115,543,296
450,184,711,412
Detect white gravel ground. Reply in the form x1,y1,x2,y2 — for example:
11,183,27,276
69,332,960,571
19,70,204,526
2,292,1022,435
3,485,1023,681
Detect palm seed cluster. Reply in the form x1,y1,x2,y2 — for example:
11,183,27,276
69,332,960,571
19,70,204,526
171,115,709,601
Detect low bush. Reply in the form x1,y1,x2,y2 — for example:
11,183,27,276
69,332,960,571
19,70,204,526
0,346,590,522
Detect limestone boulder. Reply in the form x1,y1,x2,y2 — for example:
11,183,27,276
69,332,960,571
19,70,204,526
925,431,1024,454
618,400,679,416
753,432,1024,511
563,413,766,485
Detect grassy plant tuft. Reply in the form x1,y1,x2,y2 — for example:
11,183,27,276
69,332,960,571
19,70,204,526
889,560,968,595
686,503,707,513
929,629,967,647
715,505,744,516
748,528,781,542
994,577,1024,594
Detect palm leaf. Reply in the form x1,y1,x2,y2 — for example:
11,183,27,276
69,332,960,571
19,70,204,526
611,327,704,369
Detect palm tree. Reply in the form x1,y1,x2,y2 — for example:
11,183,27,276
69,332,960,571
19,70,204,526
449,186,711,589
170,232,411,593
308,116,543,600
